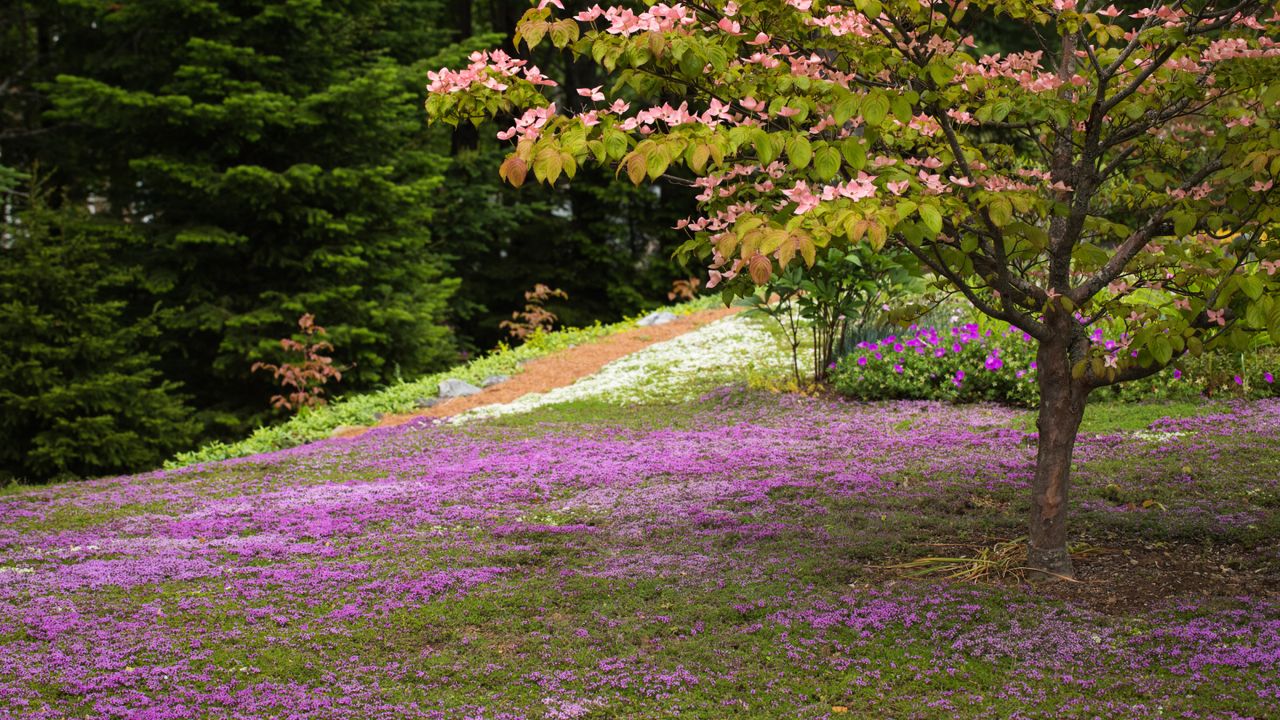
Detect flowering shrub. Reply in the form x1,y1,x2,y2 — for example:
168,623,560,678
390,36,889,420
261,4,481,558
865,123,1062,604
834,324,1280,406
833,324,1040,407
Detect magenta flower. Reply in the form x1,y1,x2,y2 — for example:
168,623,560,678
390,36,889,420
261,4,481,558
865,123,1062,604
1173,369,1183,380
857,356,868,367
1266,372,1275,384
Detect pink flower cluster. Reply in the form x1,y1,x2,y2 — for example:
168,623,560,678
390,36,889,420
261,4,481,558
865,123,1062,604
426,49,557,95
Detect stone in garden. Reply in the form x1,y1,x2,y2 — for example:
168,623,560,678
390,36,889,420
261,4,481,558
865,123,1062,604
437,379,482,399
415,397,440,409
481,374,509,387
637,311,678,327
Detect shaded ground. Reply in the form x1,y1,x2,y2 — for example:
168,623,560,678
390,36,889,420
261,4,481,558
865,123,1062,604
1,392,1278,718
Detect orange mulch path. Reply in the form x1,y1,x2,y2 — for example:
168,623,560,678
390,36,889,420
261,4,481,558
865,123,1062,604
333,305,743,439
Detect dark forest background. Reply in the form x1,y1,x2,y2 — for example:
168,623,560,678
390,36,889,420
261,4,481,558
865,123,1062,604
0,0,1022,482
1,0,700,481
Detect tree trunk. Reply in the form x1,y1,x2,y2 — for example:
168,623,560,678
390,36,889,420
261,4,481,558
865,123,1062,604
1028,340,1089,579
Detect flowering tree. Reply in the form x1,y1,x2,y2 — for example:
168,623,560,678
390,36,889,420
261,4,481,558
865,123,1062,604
427,0,1280,576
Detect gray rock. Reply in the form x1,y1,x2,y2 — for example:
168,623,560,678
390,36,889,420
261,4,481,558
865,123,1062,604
480,374,510,388
636,310,678,327
414,397,440,409
437,378,482,399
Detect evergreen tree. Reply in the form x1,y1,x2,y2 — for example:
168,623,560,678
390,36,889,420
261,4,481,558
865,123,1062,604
0,202,198,482
34,0,459,436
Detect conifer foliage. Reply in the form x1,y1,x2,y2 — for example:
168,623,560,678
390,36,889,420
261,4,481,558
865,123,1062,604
0,204,198,482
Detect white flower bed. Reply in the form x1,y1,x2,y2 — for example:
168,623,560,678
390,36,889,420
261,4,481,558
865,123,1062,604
456,313,799,421
1131,430,1192,443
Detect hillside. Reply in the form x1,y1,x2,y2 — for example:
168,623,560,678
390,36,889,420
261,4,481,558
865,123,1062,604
1,313,1279,718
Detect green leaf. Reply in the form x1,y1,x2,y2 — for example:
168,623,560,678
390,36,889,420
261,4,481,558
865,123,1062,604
814,145,841,181
891,94,912,124
1240,273,1264,300
833,95,858,126
840,138,865,171
604,130,629,160
759,228,789,254
786,135,812,170
918,204,943,237
753,131,778,164
862,92,889,128
927,61,954,86
533,146,562,184
1173,211,1195,238
1151,336,1173,365
646,146,670,180
678,49,703,78
987,197,1013,227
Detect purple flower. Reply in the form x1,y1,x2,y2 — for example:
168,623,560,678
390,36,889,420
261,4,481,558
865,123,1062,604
984,352,1003,371
857,356,868,367
893,363,904,374
1234,374,1244,386
1266,372,1274,384
1173,369,1183,380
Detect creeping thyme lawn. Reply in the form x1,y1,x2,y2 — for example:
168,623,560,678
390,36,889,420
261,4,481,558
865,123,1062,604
2,388,1279,718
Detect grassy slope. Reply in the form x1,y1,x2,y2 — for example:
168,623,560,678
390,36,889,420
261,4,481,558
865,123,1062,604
3,312,1278,718
2,389,1278,717
168,298,718,467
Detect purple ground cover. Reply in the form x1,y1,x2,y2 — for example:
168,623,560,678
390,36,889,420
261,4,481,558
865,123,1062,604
1,392,1278,718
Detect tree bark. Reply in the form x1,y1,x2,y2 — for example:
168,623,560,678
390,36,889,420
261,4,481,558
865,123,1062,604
1028,338,1089,579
